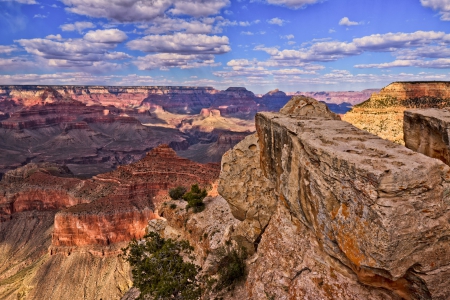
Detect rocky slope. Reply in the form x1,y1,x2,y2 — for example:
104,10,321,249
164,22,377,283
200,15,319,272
0,146,220,300
211,95,450,299
343,82,450,144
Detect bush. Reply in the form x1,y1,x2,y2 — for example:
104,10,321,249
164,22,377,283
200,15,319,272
183,184,207,213
169,186,187,200
122,232,201,300
216,247,247,290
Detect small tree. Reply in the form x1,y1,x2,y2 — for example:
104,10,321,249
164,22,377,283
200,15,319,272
215,247,247,290
169,186,187,200
183,184,207,213
122,232,201,300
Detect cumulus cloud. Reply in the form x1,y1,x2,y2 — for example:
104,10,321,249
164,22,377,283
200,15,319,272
84,29,128,43
339,17,360,26
0,0,37,4
169,0,230,17
61,0,229,22
144,17,215,34
60,21,95,33
281,34,295,39
0,57,36,70
267,17,286,26
0,45,18,54
255,31,450,63
133,53,220,70
264,0,322,9
355,58,450,69
15,37,130,72
45,34,63,40
127,33,230,54
421,0,450,21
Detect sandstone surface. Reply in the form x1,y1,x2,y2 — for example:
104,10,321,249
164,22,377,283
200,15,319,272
344,82,450,145
218,96,450,299
404,108,450,165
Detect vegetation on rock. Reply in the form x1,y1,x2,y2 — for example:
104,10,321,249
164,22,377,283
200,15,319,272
169,186,187,200
122,232,201,300
183,184,207,213
215,247,247,290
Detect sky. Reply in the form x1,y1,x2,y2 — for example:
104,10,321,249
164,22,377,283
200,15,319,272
0,0,449,94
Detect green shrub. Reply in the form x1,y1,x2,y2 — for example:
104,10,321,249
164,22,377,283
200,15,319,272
216,247,247,290
169,203,177,210
122,232,201,300
169,186,187,200
183,184,207,213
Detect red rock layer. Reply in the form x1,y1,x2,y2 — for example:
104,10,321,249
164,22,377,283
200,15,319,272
50,144,220,252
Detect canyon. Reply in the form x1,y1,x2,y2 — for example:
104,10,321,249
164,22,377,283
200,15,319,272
0,145,220,299
0,85,372,178
7,82,450,299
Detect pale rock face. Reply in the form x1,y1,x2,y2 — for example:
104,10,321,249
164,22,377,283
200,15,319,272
218,133,276,253
219,96,450,299
404,108,450,165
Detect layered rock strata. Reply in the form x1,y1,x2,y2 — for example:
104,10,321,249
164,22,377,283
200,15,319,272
0,145,221,299
219,96,450,299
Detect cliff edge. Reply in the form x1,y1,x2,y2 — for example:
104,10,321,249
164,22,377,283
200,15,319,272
219,95,450,299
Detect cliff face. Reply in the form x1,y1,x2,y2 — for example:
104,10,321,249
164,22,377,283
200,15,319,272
0,146,221,300
343,81,450,145
218,95,450,299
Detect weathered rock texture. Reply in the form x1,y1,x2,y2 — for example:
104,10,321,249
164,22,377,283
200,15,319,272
219,96,450,299
344,82,450,145
404,109,450,166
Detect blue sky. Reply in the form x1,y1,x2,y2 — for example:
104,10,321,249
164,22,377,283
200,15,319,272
0,0,449,94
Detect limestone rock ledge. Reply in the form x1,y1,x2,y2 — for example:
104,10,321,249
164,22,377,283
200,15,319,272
219,96,450,299
404,108,450,166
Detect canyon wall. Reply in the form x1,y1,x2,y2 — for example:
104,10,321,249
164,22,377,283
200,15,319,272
0,146,221,299
404,108,450,166
218,96,450,299
343,82,450,145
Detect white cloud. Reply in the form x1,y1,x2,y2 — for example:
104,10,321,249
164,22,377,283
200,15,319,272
267,17,286,26
15,37,130,72
0,45,18,54
281,34,295,39
264,0,322,9
144,17,215,34
60,21,95,33
241,31,254,35
133,53,219,70
45,34,63,40
339,17,360,26
355,58,450,69
33,14,47,18
421,0,450,21
0,0,37,4
84,29,128,44
255,31,450,63
0,57,36,70
61,0,229,22
127,33,230,54
169,0,230,17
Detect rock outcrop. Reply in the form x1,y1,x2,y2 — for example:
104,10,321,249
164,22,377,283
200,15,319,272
404,108,450,166
343,82,450,145
219,96,450,299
